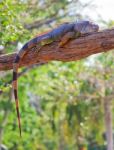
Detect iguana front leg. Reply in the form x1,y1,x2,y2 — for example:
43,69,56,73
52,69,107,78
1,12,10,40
58,31,81,47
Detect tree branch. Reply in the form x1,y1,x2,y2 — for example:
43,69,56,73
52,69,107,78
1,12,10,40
0,28,114,71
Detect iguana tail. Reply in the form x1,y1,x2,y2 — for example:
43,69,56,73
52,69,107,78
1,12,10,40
12,37,38,137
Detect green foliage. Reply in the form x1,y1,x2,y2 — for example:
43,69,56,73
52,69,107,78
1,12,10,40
0,0,26,45
0,0,113,150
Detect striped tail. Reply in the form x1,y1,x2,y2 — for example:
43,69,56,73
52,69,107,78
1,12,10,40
12,37,40,136
13,57,22,137
12,46,27,137
12,40,35,136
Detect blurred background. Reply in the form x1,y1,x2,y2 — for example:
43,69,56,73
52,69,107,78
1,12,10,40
0,0,114,150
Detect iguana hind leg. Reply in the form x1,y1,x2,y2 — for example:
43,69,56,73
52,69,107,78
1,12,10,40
36,36,53,52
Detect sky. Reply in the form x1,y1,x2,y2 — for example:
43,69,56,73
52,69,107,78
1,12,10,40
80,0,114,22
93,0,114,21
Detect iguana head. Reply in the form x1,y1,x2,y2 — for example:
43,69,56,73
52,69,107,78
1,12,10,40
74,20,99,34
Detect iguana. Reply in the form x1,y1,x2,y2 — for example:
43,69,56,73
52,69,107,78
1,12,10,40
12,20,99,136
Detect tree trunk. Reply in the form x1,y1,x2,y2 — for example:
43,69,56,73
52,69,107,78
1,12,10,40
104,98,113,150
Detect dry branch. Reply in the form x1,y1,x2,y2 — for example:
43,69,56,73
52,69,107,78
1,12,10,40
0,28,114,71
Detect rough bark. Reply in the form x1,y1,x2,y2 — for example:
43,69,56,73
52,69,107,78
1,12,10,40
0,28,114,71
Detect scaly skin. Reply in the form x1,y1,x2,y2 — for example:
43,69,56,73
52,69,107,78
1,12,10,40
12,20,99,136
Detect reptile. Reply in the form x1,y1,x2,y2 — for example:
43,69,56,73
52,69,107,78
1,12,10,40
12,20,99,136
